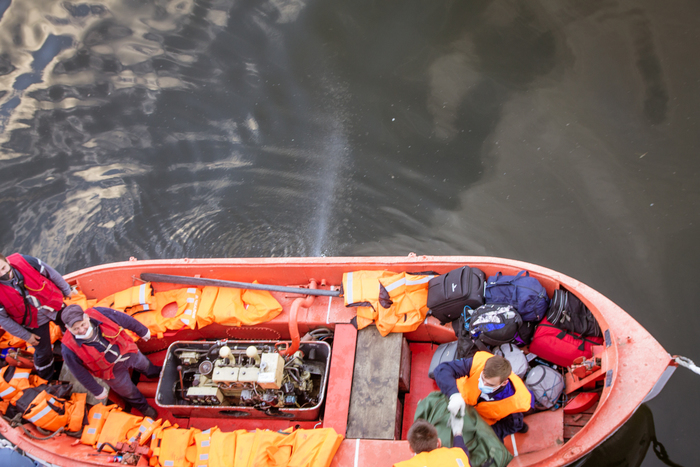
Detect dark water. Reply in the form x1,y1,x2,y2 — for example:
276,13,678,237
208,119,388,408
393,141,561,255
1,1,699,465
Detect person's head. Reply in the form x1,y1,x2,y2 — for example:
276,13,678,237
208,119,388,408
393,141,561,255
63,304,93,339
0,254,13,281
481,355,512,391
407,419,441,454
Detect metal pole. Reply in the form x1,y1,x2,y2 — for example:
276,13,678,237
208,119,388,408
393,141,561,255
140,273,341,297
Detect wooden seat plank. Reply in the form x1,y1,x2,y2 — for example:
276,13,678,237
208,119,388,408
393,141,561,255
346,326,404,440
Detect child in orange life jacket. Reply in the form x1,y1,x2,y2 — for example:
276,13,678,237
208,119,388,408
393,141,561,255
394,419,471,467
434,352,534,441
61,304,161,419
0,253,75,379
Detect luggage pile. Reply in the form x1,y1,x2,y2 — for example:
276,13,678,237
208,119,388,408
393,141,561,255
64,282,283,339
426,266,606,411
79,402,344,467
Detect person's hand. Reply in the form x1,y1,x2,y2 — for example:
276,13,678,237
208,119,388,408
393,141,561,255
141,330,151,342
69,287,79,297
26,334,40,346
450,413,464,437
95,387,109,400
448,393,466,418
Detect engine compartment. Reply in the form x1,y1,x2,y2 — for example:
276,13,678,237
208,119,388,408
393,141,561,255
155,340,331,420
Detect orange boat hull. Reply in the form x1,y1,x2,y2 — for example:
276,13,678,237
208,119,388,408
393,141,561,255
0,256,673,467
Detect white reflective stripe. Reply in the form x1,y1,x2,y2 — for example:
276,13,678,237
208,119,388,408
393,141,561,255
383,277,406,293
34,359,54,371
139,284,147,305
49,398,56,404
87,428,97,434
143,304,150,311
139,425,148,432
129,437,136,442
199,454,209,460
93,413,102,419
201,440,210,447
187,288,197,294
510,434,519,456
28,406,53,423
345,272,354,304
184,309,192,315
405,275,435,285
12,373,30,379
164,461,175,467
384,275,434,293
181,318,190,325
0,386,16,397
202,428,211,434
186,297,195,303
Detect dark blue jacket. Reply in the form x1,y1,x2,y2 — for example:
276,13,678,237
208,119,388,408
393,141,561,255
61,307,148,395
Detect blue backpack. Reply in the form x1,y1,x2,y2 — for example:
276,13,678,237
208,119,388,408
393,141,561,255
484,270,550,322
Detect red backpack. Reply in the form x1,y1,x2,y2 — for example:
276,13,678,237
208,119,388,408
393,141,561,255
529,318,604,367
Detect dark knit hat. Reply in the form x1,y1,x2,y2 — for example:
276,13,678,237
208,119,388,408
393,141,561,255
62,304,86,328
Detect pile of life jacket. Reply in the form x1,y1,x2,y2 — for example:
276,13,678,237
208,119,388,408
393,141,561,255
80,402,344,467
0,365,86,434
341,271,435,336
64,282,283,339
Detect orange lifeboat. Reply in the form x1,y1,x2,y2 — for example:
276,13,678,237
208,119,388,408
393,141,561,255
0,256,681,467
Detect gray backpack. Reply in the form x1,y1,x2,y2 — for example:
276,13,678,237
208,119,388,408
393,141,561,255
525,365,564,410
493,343,529,380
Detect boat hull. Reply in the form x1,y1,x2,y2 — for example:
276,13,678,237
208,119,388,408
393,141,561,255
0,255,673,467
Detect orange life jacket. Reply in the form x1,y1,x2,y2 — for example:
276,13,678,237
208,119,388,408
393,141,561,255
203,284,282,328
0,254,64,328
276,427,344,467
149,420,173,467
152,426,199,467
193,427,218,467
393,447,471,467
456,351,533,425
63,288,97,312
0,366,45,391
96,411,143,452
342,270,396,330
208,429,243,467
114,283,157,314
81,403,121,446
62,307,139,379
23,390,85,433
126,416,162,445
376,272,434,336
153,287,202,333
0,366,45,404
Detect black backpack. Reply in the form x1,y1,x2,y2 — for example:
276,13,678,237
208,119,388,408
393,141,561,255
451,308,478,360
469,304,523,350
547,289,602,338
427,266,486,324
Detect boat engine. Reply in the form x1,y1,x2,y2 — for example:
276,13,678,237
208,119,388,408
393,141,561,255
156,340,330,419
